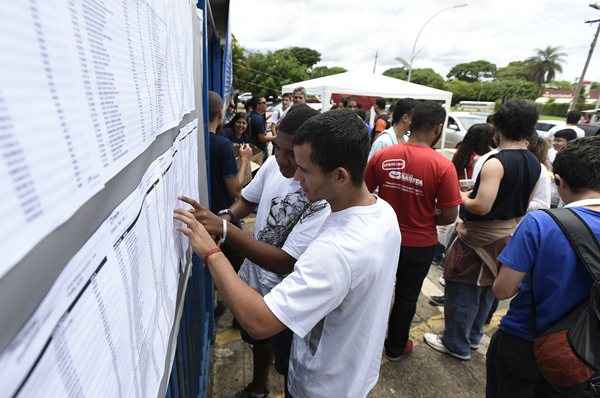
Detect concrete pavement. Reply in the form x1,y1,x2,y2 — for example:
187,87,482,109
210,263,506,397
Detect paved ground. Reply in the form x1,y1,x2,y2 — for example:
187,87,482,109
211,261,508,398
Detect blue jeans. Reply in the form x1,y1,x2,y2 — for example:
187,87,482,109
442,281,495,357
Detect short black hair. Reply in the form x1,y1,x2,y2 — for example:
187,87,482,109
490,100,538,140
391,98,418,125
208,91,222,122
375,98,386,110
294,109,370,187
554,128,578,142
278,104,319,135
282,92,292,99
410,101,446,132
566,110,581,125
245,96,257,110
554,136,600,192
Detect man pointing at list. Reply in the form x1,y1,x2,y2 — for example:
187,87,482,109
174,110,400,398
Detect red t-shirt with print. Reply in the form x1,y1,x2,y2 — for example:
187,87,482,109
365,143,462,247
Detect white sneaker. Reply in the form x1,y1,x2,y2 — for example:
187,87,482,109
438,276,446,287
423,333,471,361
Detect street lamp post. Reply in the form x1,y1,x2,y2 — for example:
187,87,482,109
405,4,468,82
569,3,600,111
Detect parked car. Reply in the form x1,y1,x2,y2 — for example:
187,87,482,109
535,119,562,138
437,112,488,149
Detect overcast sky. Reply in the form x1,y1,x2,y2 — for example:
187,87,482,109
230,0,600,83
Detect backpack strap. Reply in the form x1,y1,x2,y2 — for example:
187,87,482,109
542,208,600,282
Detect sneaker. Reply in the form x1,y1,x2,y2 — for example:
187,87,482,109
384,340,414,361
438,276,446,287
470,343,480,350
423,333,471,361
429,295,445,306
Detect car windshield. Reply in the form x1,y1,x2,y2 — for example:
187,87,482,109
456,116,486,130
536,122,556,132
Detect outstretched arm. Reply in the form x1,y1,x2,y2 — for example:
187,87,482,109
174,208,286,339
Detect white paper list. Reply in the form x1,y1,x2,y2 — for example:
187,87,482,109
0,122,200,397
0,0,197,277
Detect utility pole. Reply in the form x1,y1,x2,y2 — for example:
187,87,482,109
373,50,379,74
570,17,600,111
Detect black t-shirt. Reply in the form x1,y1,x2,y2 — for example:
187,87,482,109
247,111,267,152
209,133,238,213
461,149,541,221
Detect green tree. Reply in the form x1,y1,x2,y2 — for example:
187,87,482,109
383,67,445,89
410,68,446,89
445,80,480,104
445,79,538,105
234,47,309,98
310,66,347,78
447,60,497,82
495,61,535,81
591,81,600,90
546,80,573,90
526,46,567,85
275,47,322,69
479,80,539,103
382,67,408,80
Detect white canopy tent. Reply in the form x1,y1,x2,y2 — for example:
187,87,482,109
282,71,454,148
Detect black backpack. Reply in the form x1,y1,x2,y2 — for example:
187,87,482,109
531,208,600,396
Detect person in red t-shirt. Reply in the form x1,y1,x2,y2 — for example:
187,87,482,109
365,101,462,360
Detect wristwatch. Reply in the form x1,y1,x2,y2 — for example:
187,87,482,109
217,209,232,217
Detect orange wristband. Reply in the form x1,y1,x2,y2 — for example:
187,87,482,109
203,247,222,264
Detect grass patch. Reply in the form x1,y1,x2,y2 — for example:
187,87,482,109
539,114,565,122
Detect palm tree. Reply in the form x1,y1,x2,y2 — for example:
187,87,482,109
527,46,567,85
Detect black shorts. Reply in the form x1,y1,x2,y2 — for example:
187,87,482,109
240,325,293,376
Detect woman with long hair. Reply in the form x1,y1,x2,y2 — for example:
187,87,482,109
221,112,248,144
452,123,495,180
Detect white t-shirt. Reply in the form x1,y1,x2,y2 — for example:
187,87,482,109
270,104,290,125
472,149,550,211
239,156,330,296
547,123,585,139
264,197,401,398
368,126,409,160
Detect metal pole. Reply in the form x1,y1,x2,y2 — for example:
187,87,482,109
373,50,379,74
407,4,468,82
570,19,600,111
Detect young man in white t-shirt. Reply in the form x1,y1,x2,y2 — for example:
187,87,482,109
182,104,329,397
368,97,417,159
175,109,401,398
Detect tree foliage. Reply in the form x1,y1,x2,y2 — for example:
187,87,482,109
383,67,446,89
234,49,309,98
383,67,408,80
233,42,331,97
310,66,347,79
445,79,538,105
275,47,322,69
526,46,566,85
547,80,573,90
496,61,535,82
446,60,497,82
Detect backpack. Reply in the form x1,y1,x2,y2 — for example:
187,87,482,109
531,208,600,396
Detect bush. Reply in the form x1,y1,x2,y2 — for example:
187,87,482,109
537,102,597,117
446,79,538,105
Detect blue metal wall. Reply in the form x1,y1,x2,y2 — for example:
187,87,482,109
166,1,230,396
